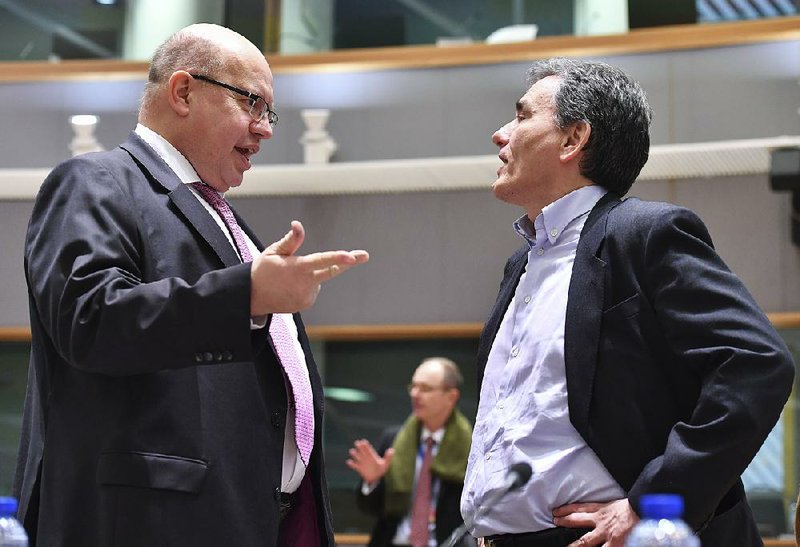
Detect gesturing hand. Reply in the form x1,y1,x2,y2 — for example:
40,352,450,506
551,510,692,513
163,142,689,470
345,439,395,485
250,220,369,315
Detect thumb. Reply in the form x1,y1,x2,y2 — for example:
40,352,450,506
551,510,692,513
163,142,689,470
264,220,305,257
382,447,395,470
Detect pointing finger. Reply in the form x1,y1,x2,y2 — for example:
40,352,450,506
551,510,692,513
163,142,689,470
306,250,369,282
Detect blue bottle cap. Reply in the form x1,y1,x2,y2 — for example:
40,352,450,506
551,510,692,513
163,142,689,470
639,493,684,520
0,497,17,517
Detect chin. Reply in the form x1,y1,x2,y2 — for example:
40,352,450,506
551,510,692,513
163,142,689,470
491,180,512,202
223,177,244,190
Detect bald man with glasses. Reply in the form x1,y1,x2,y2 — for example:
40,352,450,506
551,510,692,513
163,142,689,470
15,23,367,547
347,357,475,547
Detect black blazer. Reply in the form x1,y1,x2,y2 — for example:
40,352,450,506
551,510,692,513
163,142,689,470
15,132,334,546
357,426,472,547
477,194,794,546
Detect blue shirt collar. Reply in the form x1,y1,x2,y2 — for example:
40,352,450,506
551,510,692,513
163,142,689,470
514,185,608,249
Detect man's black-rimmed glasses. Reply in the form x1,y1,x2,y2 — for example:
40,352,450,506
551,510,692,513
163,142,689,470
190,74,278,127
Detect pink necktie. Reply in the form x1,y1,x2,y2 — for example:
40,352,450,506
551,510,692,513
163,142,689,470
410,437,435,547
191,182,253,262
191,182,315,465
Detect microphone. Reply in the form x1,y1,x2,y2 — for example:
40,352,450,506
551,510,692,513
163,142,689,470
441,462,532,547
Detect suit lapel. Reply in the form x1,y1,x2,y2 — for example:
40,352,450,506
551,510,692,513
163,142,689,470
477,246,528,389
170,186,242,267
564,193,619,437
234,209,265,251
120,132,241,267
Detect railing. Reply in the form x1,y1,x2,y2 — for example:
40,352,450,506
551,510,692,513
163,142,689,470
0,16,799,83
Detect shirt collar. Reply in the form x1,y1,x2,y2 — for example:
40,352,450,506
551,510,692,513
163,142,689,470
514,185,608,248
421,427,446,445
135,123,203,188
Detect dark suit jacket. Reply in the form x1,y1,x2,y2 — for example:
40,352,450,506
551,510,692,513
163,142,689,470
14,132,334,546
477,194,794,546
357,426,470,547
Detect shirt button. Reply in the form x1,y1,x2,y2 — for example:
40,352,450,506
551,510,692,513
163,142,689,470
524,295,531,304
537,248,544,256
511,346,519,358
485,453,491,461
497,401,504,409
550,228,558,237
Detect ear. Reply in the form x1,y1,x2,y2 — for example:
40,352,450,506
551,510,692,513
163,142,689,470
166,71,194,117
560,120,591,163
448,388,461,406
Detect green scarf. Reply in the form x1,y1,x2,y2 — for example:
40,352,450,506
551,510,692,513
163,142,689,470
383,409,472,517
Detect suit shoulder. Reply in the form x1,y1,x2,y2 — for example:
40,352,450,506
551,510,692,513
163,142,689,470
51,146,132,173
44,147,133,186
607,197,713,249
39,147,143,200
610,197,704,231
612,197,693,218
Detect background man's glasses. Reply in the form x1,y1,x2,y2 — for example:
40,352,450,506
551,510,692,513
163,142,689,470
407,382,450,394
190,74,278,127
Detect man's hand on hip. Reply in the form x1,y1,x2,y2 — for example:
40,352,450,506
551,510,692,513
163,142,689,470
553,498,638,547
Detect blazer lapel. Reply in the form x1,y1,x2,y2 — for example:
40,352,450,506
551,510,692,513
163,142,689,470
564,193,619,437
170,186,242,267
120,132,241,268
477,246,528,389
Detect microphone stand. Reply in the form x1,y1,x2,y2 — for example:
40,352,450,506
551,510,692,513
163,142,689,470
440,463,532,547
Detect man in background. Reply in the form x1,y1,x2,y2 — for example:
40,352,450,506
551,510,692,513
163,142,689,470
347,357,473,547
461,57,794,547
15,23,368,546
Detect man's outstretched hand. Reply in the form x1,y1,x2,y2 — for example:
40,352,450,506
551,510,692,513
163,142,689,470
346,439,395,485
251,220,369,315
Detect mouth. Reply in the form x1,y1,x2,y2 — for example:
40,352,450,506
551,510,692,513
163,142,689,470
496,155,508,176
235,145,259,158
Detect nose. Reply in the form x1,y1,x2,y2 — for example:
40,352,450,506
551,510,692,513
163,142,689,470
251,117,273,139
492,120,513,148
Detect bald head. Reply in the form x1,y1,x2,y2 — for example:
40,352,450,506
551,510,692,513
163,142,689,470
140,23,265,118
419,357,463,390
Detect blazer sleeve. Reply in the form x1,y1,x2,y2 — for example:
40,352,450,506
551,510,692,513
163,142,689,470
25,154,255,376
622,205,795,528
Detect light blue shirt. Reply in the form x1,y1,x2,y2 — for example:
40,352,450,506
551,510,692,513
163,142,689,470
461,185,625,537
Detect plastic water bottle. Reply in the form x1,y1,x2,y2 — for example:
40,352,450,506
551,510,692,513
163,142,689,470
626,494,699,547
0,497,28,546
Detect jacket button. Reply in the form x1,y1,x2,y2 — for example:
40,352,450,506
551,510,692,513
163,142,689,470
271,412,281,428
274,487,281,501
214,352,223,361
194,353,203,363
203,352,213,362
223,351,233,361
